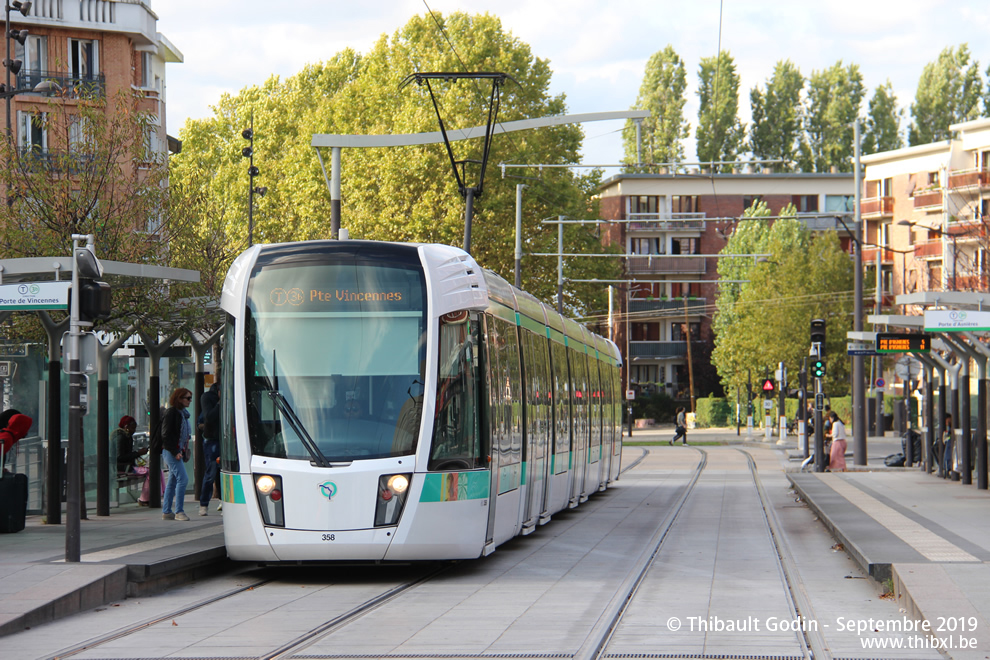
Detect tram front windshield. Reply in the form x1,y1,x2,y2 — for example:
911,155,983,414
245,259,427,462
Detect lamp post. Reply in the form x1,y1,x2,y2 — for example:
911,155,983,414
3,1,32,137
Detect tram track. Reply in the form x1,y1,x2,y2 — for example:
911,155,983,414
44,563,452,660
582,447,832,660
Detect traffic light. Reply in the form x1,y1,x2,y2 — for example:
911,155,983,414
810,318,826,346
77,279,112,322
811,359,826,379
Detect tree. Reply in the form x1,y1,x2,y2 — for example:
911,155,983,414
622,45,689,168
985,62,990,117
862,81,904,155
711,202,854,396
696,51,745,172
169,12,619,317
799,61,865,172
909,45,982,146
748,60,804,171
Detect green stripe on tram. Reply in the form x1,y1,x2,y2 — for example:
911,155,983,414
222,473,247,504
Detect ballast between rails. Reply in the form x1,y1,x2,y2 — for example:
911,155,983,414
217,240,624,563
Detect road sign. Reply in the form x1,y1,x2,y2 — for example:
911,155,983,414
0,282,70,311
876,333,931,353
0,361,10,378
876,378,885,388
763,399,773,410
762,378,775,394
625,389,635,401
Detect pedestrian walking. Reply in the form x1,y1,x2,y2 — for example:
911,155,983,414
828,411,847,472
197,380,221,516
161,388,193,521
670,407,688,445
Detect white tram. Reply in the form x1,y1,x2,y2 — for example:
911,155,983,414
218,240,622,562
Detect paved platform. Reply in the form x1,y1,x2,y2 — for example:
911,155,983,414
0,496,226,637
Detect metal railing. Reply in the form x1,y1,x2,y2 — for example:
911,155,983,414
627,212,706,231
629,298,707,314
16,148,96,175
629,341,688,359
16,70,107,99
626,255,707,275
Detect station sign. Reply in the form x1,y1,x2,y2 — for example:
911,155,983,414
0,282,70,311
924,310,990,333
876,333,931,353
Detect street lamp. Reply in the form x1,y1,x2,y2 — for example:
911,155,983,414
897,219,959,290
3,1,33,137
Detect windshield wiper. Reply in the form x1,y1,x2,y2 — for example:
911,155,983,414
264,350,330,468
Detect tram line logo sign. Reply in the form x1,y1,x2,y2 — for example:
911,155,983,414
319,481,338,501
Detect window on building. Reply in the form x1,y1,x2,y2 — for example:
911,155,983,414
670,237,699,255
631,322,660,342
15,35,46,83
628,195,659,216
631,237,663,255
882,178,892,196
825,195,854,213
630,282,661,299
17,111,46,151
69,38,99,80
670,282,702,298
927,171,940,187
670,322,701,341
980,151,990,171
140,51,153,88
743,195,762,211
672,195,699,214
981,199,989,220
792,195,818,213
630,365,661,385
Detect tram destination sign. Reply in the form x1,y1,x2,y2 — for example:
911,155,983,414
875,333,931,354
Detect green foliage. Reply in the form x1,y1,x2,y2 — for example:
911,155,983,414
799,61,865,172
696,51,745,172
695,395,732,427
169,12,618,316
748,60,804,171
630,391,677,424
622,45,689,167
909,45,982,146
712,204,854,397
862,81,904,155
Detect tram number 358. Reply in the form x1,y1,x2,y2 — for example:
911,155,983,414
321,534,336,541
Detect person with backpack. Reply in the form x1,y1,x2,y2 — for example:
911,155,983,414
197,380,221,516
161,388,193,521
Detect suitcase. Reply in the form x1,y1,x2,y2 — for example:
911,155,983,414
0,441,28,533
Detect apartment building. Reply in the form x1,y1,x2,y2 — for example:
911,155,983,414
862,118,990,300
3,0,182,160
599,172,854,399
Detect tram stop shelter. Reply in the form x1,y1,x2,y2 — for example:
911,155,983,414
0,256,200,528
864,291,990,490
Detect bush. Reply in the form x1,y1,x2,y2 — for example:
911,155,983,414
695,395,732,427
630,391,677,424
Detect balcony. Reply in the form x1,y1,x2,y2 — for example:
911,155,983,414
862,247,895,265
861,196,894,218
913,239,942,259
629,341,688,359
948,169,990,191
912,190,942,210
626,255,707,275
629,298,707,314
16,148,95,175
627,212,706,232
16,71,106,100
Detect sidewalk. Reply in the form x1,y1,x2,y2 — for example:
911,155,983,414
0,497,226,636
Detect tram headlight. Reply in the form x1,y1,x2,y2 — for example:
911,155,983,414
254,473,284,527
375,473,412,527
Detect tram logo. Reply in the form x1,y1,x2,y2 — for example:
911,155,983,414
319,481,338,501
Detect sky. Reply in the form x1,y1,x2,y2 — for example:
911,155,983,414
153,0,990,167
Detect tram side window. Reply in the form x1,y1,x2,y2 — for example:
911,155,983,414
429,313,482,471
220,317,238,472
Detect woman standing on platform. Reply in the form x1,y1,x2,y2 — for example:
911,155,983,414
828,410,847,471
161,388,193,521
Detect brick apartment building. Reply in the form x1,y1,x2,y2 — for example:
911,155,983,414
3,0,181,161
862,117,990,302
598,171,854,401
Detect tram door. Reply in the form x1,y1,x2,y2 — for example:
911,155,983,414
521,329,551,532
569,348,589,504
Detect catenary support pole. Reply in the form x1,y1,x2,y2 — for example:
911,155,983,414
852,120,866,465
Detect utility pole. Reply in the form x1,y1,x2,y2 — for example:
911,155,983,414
853,120,867,465
683,294,695,413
